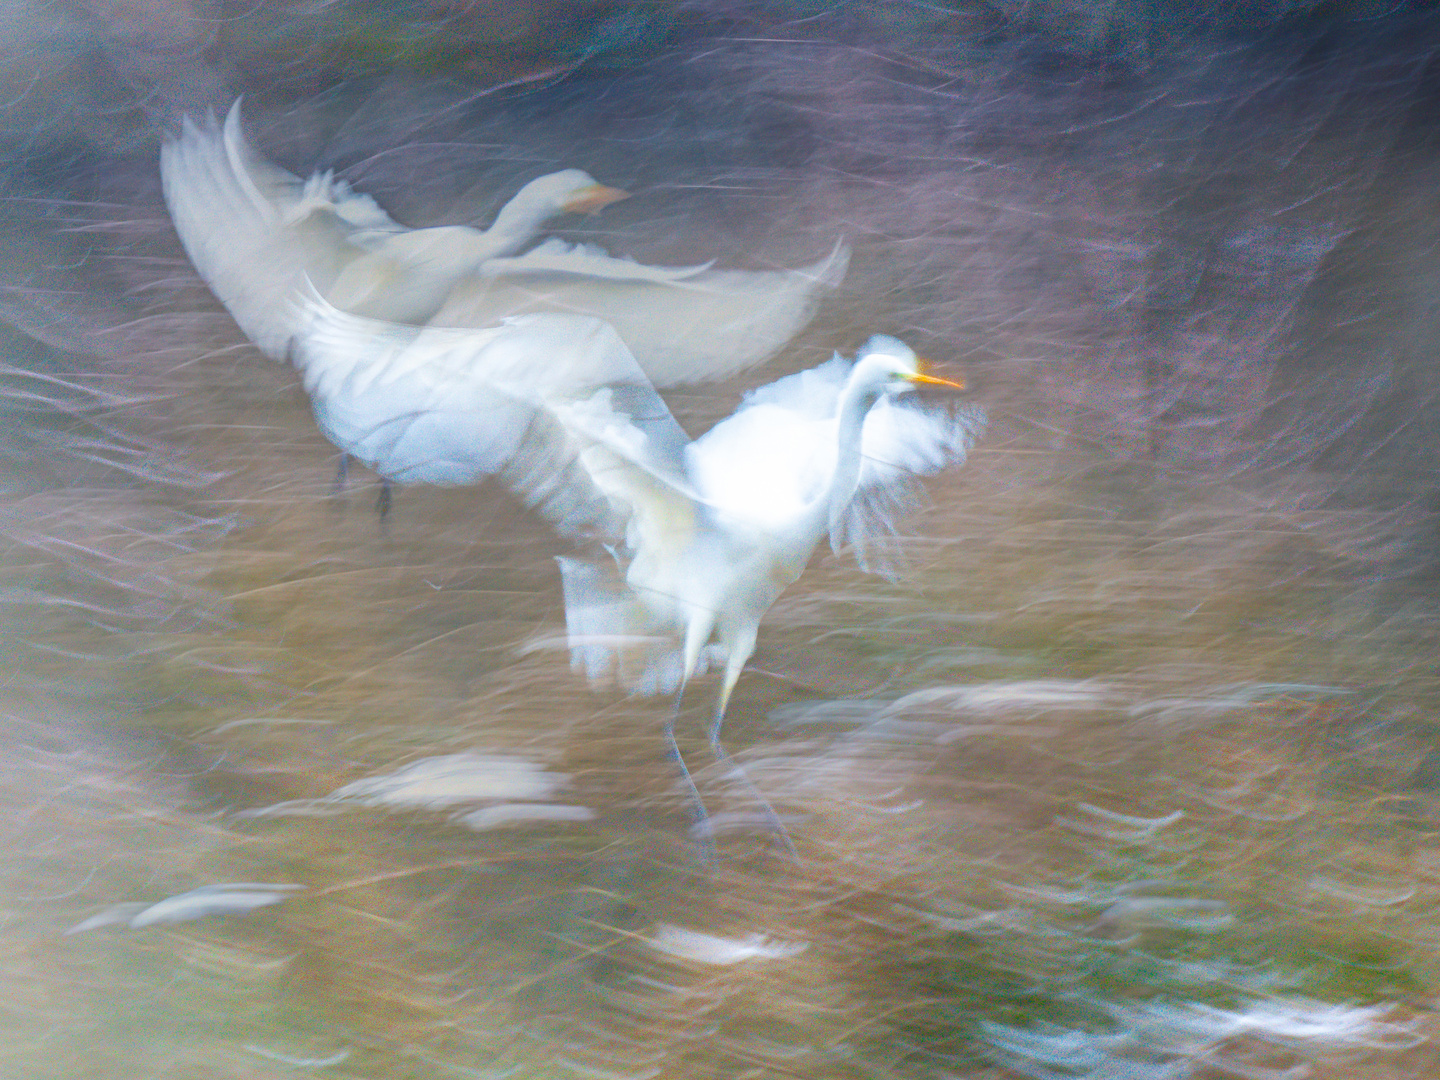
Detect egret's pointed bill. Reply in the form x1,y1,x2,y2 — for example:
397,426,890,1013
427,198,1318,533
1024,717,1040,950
908,360,966,389
563,183,630,214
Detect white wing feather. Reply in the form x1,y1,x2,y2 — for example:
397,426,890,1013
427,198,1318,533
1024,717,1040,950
161,104,418,358
290,288,693,539
435,241,851,387
162,104,543,359
161,108,320,359
165,104,849,387
689,357,985,568
481,238,716,283
836,397,986,573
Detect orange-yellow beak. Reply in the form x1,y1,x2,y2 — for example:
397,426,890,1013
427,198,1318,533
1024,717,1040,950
907,358,966,389
562,183,630,215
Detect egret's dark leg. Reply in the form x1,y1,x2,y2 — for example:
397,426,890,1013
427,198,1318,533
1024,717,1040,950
335,453,350,493
709,641,797,859
376,478,393,524
665,681,715,865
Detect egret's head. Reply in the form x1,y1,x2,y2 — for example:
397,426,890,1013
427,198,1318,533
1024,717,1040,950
853,334,966,394
508,169,630,217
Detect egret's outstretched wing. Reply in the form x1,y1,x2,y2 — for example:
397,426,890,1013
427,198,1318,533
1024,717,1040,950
167,102,847,388
549,398,713,696
481,238,715,283
165,103,581,358
162,103,407,358
690,351,985,570
433,241,851,387
834,396,986,572
552,406,727,697
162,109,308,359
290,287,692,538
549,387,703,557
214,104,400,234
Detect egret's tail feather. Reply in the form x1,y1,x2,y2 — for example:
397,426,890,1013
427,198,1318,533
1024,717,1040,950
556,557,719,695
556,556,630,683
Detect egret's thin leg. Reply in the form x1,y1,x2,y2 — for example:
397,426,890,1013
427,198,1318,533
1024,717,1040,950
665,681,715,865
328,455,350,522
376,478,393,524
708,638,796,859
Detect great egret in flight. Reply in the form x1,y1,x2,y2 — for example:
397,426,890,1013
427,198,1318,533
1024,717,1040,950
162,103,849,385
161,103,629,362
290,292,983,849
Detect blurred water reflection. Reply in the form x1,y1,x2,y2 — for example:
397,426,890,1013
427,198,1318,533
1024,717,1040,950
6,2,1440,1078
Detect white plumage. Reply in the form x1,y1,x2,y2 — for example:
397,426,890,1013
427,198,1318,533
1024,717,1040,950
289,288,691,533
554,338,984,719
162,103,849,385
289,292,983,847
161,103,628,362
432,236,851,386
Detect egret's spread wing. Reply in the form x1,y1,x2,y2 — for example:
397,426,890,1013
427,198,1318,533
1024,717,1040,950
550,389,702,535
292,288,691,538
162,109,306,360
597,241,847,385
290,283,498,399
480,314,694,485
294,287,678,415
216,103,400,233
836,398,987,573
546,387,720,696
167,103,535,353
482,238,715,283
161,104,405,360
433,242,850,388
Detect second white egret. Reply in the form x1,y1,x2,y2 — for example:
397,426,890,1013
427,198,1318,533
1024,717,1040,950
163,103,849,386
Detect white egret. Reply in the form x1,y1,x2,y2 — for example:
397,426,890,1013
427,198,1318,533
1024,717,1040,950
554,338,981,849
161,103,629,362
162,103,849,384
290,291,982,849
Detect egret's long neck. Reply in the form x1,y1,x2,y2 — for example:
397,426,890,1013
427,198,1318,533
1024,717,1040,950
335,196,559,321
483,195,558,257
803,372,881,544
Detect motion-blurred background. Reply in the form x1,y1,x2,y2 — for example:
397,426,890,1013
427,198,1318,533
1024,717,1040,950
4,1,1440,1076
